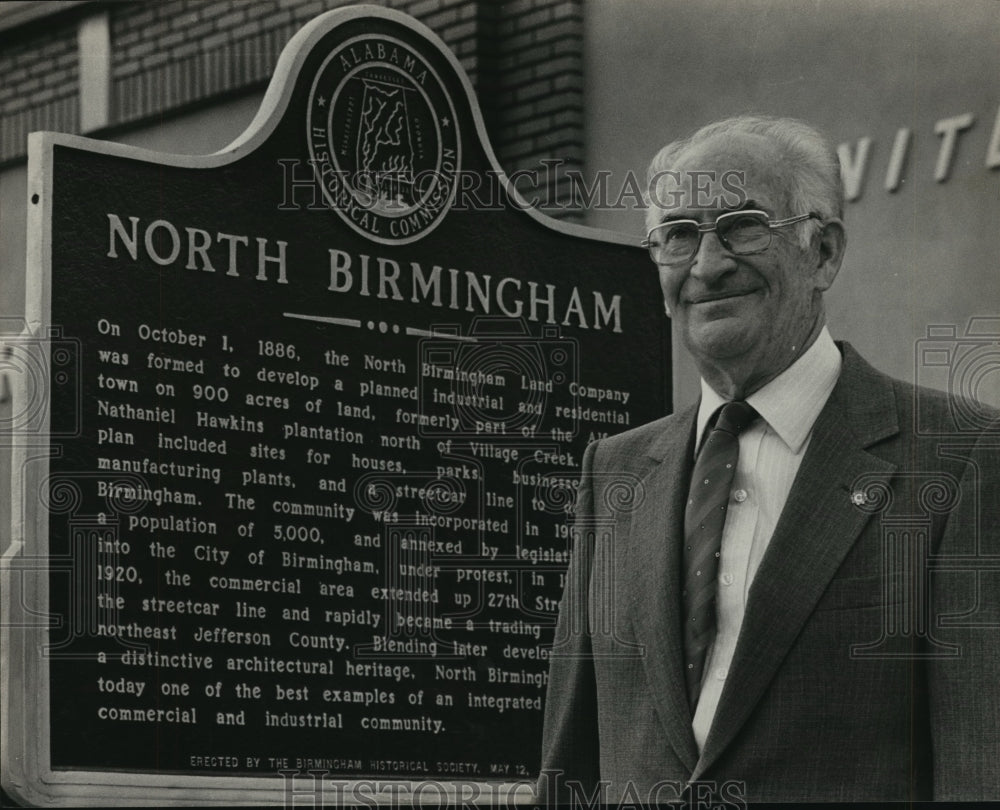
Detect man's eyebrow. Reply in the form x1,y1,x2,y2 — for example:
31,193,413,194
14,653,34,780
737,199,761,211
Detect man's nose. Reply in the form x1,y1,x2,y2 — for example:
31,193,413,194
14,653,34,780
689,230,736,282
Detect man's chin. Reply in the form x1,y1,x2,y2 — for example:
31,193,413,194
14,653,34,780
682,318,755,361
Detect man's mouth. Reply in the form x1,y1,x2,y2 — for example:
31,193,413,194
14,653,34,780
687,289,758,304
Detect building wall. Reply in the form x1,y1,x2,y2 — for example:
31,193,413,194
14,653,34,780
0,12,80,164
106,0,482,126
583,0,1000,407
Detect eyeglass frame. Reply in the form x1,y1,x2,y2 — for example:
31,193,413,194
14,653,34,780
641,209,821,266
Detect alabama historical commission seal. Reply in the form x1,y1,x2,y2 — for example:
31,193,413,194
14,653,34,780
307,34,460,245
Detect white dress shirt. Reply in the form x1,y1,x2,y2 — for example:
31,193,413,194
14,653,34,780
690,327,842,752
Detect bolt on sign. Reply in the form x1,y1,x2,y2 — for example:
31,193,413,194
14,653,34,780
1,5,668,805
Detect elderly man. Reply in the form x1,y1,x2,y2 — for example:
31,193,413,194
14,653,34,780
538,115,1000,803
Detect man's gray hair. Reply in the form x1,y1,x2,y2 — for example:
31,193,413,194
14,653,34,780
645,115,843,246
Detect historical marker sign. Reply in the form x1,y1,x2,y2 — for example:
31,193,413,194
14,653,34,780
2,5,668,805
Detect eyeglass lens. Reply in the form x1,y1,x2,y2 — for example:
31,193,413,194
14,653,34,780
650,212,772,263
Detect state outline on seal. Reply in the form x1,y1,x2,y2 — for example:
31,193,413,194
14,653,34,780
306,33,461,245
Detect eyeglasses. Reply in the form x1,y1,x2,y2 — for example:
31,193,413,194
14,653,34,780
641,209,820,266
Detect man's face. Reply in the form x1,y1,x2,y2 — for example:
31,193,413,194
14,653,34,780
650,133,831,388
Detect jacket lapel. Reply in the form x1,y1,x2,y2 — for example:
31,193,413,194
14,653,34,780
691,343,900,779
625,402,700,771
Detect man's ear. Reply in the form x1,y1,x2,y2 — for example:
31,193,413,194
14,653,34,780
813,218,846,291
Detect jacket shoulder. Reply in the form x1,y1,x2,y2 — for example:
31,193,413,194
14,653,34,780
835,341,1000,444
895,376,1000,439
586,407,693,473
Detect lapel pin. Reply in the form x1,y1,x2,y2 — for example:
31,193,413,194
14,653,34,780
851,490,868,506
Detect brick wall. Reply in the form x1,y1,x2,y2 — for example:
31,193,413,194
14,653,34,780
0,0,584,216
109,0,481,127
0,16,80,164
481,0,583,216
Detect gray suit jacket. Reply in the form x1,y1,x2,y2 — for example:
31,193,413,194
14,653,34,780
539,343,1000,802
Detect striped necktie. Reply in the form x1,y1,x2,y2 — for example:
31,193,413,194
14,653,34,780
682,400,759,712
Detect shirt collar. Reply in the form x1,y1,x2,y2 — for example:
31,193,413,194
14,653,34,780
695,326,842,455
